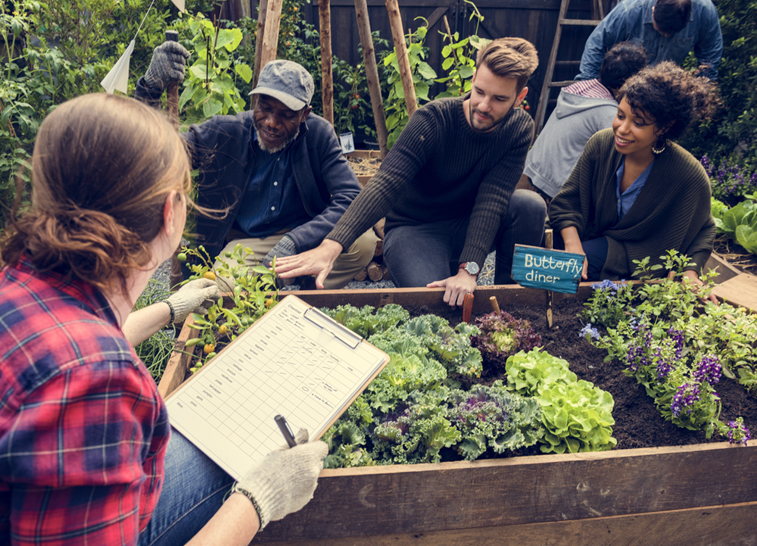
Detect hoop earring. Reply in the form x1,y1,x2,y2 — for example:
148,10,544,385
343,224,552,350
652,136,667,155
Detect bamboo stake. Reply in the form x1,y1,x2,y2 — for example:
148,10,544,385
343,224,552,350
252,0,268,92
354,0,389,156
258,0,284,77
489,296,500,314
165,30,183,291
385,0,417,118
545,229,554,328
318,0,334,126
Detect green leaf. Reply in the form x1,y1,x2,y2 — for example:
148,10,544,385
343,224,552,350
221,28,244,51
459,65,475,79
203,96,223,119
190,64,208,80
442,57,455,71
417,62,437,80
442,45,452,58
235,63,253,83
179,82,196,111
415,82,430,101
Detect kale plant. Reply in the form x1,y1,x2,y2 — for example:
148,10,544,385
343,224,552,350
448,382,542,461
321,303,409,338
322,306,543,467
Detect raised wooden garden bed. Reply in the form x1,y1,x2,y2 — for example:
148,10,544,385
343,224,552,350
160,256,757,545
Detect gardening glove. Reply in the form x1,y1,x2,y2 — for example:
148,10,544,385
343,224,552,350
264,235,297,268
144,41,191,92
165,278,222,324
233,428,327,529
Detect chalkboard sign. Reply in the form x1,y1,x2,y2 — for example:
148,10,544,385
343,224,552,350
511,245,585,294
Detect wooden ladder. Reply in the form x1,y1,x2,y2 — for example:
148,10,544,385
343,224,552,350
533,0,605,139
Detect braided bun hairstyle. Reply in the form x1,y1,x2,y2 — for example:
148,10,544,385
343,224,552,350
1,93,191,295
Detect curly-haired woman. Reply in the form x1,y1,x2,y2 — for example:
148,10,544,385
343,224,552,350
0,94,326,546
549,62,719,294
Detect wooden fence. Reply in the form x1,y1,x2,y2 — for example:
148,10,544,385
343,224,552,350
216,0,620,130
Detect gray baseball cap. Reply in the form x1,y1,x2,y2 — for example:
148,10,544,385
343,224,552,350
250,60,315,111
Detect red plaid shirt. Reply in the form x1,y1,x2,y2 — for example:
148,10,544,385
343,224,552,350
0,261,170,545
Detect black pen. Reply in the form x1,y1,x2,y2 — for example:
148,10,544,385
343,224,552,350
274,414,297,448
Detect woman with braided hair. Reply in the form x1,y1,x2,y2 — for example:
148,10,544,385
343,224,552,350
0,93,326,545
549,61,719,298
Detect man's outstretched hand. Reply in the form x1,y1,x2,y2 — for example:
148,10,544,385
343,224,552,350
427,269,478,308
275,239,343,289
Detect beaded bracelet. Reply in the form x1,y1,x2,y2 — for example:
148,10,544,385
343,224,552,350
231,483,266,529
164,300,176,325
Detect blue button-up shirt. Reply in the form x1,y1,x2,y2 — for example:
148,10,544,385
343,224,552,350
576,0,722,81
615,157,654,220
233,133,310,238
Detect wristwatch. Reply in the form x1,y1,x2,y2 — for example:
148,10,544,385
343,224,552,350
459,262,480,277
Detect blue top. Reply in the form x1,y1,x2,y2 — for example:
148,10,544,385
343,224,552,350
615,157,654,220
576,0,722,81
234,134,310,237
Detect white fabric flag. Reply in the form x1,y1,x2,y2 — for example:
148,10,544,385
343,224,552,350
101,39,135,94
170,0,185,11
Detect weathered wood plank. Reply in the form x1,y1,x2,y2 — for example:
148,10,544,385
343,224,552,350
258,501,757,545
711,273,757,312
158,314,197,399
253,442,757,542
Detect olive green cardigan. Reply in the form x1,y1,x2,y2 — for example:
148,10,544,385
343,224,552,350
549,128,715,279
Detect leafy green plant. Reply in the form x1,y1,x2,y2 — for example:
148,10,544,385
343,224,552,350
716,194,757,254
434,0,490,98
580,252,755,443
179,13,252,123
579,279,635,329
321,305,543,467
179,243,279,371
506,348,616,454
382,21,437,149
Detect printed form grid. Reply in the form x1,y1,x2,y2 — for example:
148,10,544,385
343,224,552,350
167,297,385,480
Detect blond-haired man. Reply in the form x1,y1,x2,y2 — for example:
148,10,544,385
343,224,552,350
276,38,546,306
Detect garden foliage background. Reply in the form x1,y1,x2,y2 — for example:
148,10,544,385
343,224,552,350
1,0,756,228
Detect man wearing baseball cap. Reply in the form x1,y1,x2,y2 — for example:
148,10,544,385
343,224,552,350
135,49,377,288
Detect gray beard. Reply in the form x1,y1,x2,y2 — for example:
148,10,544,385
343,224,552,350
254,126,300,154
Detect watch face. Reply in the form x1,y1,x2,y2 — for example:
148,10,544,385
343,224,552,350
466,262,480,275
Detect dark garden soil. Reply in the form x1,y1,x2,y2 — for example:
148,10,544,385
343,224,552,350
407,296,757,456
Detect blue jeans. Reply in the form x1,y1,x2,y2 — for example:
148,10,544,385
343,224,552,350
139,429,234,546
582,237,609,281
383,189,547,286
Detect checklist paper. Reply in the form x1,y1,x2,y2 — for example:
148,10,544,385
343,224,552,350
165,295,389,480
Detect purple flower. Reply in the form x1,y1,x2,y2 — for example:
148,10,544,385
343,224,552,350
671,382,701,417
693,355,722,386
726,419,751,446
579,323,600,340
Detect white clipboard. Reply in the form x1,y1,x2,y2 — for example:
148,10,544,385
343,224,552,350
165,295,389,480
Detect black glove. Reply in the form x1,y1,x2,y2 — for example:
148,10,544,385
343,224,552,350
144,41,191,92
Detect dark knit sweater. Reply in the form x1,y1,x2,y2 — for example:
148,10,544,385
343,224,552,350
326,96,534,270
549,128,715,279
